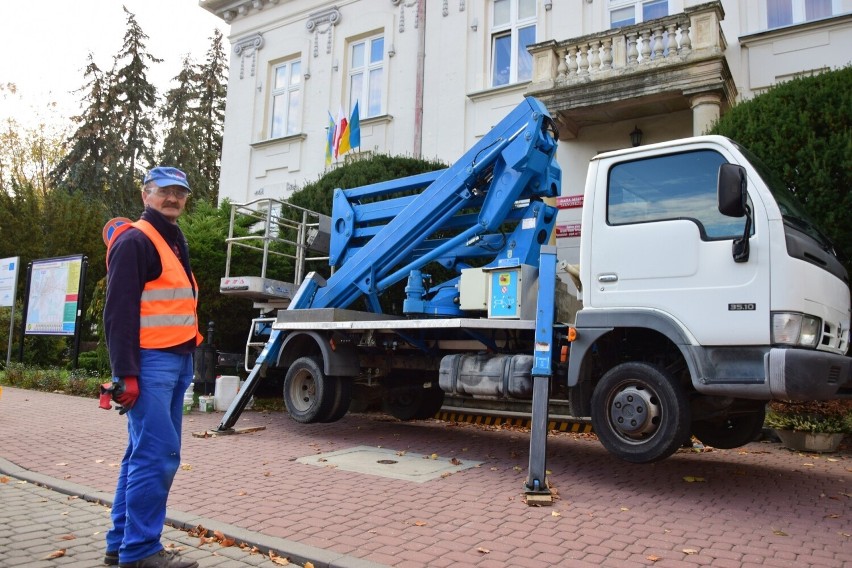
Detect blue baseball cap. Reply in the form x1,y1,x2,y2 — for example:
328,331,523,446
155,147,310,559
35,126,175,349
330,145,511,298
143,166,191,193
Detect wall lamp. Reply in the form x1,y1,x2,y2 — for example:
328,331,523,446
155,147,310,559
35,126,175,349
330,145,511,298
630,125,643,147
544,0,553,10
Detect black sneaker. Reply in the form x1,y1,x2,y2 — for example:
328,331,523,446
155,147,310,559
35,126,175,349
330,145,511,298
104,550,119,565
118,549,199,568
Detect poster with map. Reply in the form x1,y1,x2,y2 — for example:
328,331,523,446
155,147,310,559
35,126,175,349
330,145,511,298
24,255,85,336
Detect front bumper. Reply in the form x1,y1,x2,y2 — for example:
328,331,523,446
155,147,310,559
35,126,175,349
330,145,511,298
766,347,852,400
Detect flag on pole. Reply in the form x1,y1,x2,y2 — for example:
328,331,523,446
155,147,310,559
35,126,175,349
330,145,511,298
325,111,335,166
349,101,360,151
333,105,348,159
338,117,352,157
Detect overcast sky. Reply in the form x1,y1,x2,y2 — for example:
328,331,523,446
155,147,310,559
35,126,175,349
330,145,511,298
0,0,230,129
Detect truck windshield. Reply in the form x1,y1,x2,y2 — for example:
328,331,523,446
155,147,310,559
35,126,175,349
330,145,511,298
735,143,837,255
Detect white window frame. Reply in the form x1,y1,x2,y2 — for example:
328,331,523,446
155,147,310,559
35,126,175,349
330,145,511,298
608,0,669,29
490,0,537,88
348,34,385,119
764,0,840,29
269,59,302,139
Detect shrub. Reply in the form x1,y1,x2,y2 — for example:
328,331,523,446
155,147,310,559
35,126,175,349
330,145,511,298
765,400,852,434
710,66,852,271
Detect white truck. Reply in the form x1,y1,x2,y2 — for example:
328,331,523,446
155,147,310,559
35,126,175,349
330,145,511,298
217,97,851,495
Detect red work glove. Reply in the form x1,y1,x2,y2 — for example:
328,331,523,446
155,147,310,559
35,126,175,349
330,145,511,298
114,376,139,413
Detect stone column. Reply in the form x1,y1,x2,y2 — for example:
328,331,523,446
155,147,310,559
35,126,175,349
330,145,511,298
690,93,722,136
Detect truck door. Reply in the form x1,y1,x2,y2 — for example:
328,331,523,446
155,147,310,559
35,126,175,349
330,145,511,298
587,147,770,345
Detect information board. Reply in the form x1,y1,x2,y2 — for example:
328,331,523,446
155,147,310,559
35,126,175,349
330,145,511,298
0,256,18,307
24,255,85,336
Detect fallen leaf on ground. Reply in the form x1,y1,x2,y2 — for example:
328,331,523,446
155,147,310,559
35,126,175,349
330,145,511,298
683,548,698,555
414,520,427,526
773,529,788,536
646,555,661,562
450,457,462,465
0,476,9,483
43,549,66,559
477,547,490,554
268,549,290,565
58,534,76,540
551,511,561,517
683,476,706,483
180,463,192,471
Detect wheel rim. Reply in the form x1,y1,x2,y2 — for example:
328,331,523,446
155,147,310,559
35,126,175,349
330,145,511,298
287,368,317,413
606,382,662,442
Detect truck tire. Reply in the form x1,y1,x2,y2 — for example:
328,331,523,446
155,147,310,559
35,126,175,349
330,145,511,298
283,356,336,423
322,377,353,423
691,406,766,449
591,362,690,464
382,384,444,421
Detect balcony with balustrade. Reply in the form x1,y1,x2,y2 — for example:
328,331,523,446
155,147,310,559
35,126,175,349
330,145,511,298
527,1,736,139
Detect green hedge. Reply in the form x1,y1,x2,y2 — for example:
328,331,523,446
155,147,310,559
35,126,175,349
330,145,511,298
710,66,852,271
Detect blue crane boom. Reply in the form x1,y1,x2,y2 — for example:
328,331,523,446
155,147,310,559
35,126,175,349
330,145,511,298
290,96,561,314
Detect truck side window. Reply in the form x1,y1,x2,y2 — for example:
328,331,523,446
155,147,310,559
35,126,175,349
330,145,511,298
606,149,749,240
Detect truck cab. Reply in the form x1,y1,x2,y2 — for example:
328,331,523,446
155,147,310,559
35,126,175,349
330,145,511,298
568,135,851,462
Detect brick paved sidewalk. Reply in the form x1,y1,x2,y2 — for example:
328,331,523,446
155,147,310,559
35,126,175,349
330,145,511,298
0,469,318,568
1,386,850,567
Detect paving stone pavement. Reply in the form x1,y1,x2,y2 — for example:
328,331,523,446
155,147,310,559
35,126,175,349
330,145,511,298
0,386,850,567
0,470,309,568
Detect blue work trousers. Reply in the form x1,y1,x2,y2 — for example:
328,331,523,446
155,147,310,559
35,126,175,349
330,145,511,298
106,350,193,563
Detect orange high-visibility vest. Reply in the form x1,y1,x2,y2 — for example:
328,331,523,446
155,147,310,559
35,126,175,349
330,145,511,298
107,219,203,348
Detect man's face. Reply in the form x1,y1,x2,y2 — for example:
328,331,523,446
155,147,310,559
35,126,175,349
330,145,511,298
142,185,189,222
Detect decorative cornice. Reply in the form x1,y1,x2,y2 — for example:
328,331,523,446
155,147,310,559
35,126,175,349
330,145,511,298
201,0,279,23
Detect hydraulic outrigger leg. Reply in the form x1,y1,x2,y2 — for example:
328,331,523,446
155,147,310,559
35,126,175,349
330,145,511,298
215,329,286,432
525,246,557,503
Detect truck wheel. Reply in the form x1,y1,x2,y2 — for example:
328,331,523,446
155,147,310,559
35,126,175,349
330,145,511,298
691,407,766,449
591,362,690,464
283,356,335,423
382,383,443,421
414,386,445,419
322,377,353,423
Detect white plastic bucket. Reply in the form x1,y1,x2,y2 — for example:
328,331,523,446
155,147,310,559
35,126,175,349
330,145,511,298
214,375,240,411
182,391,194,414
198,395,215,412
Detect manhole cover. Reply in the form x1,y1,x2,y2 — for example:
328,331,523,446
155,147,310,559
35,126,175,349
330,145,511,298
296,445,482,482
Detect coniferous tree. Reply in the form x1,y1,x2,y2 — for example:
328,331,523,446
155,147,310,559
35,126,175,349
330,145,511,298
160,29,227,206
50,57,115,202
194,29,228,203
159,55,200,186
108,6,162,217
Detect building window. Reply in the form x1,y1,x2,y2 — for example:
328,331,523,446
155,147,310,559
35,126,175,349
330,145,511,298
490,0,537,87
609,0,668,28
349,35,384,118
270,60,301,139
767,0,834,29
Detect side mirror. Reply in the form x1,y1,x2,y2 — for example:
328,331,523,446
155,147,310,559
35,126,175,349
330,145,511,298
718,163,747,217
717,164,752,263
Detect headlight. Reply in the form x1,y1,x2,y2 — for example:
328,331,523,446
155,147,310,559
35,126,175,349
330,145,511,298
771,312,821,348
